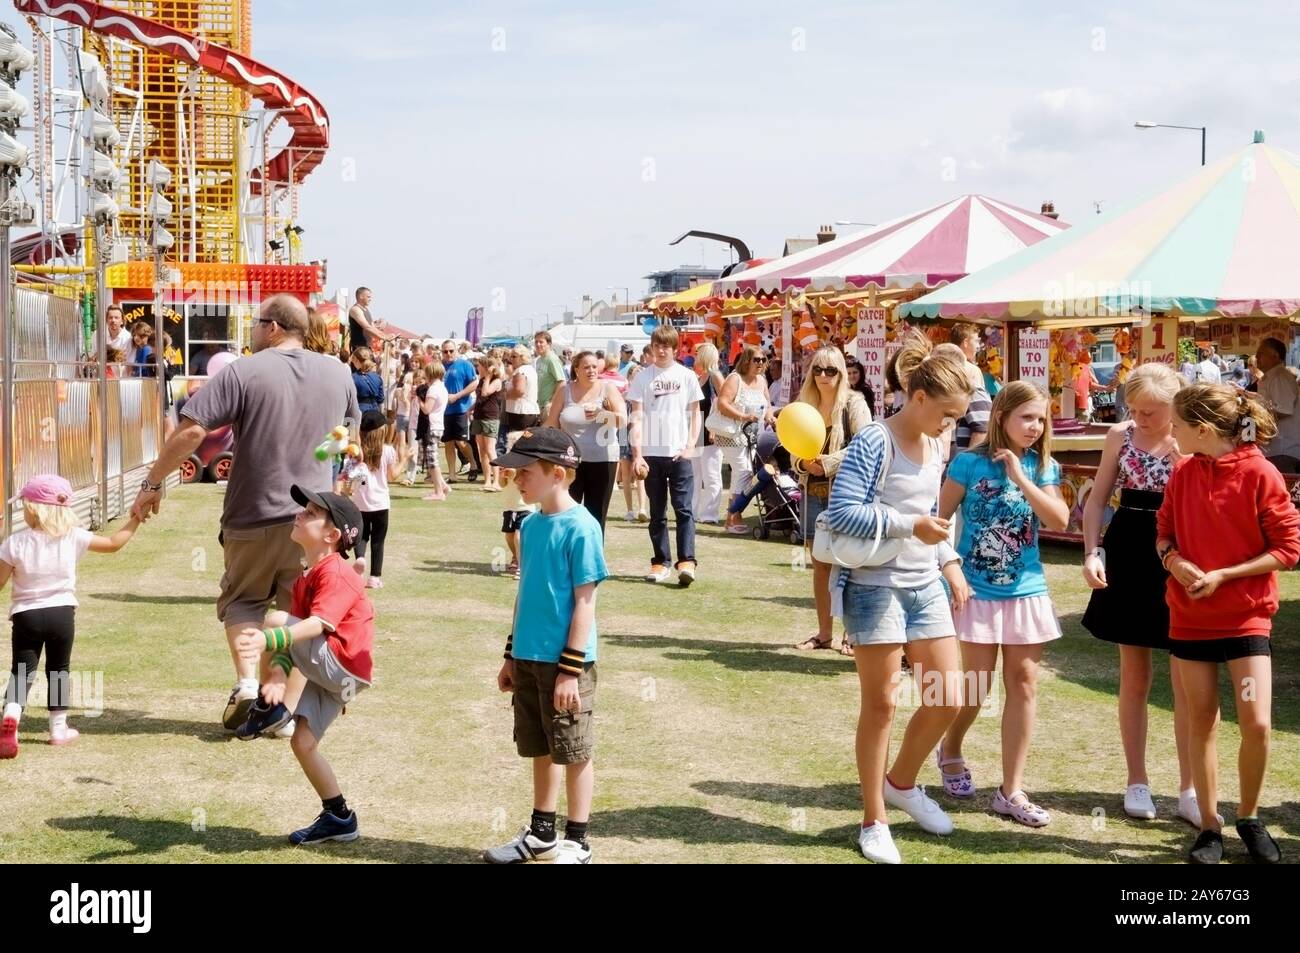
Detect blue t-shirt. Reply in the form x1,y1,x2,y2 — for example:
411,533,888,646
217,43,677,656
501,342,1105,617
512,504,608,663
949,447,1061,600
443,358,478,416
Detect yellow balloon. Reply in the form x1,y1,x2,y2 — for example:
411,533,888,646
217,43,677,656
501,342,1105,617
776,402,826,460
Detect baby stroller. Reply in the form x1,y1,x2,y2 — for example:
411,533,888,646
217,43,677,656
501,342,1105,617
743,425,803,543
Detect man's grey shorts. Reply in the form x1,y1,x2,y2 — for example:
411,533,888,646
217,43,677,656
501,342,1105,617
290,636,368,738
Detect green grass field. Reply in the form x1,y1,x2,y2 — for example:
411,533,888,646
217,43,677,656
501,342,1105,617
1,481,1296,863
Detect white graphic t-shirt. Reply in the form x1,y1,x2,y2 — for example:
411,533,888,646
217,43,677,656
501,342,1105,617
626,362,703,458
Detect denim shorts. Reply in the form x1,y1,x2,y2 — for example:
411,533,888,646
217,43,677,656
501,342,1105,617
801,485,827,541
843,577,955,645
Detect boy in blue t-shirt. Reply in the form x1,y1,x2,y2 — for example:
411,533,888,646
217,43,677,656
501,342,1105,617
483,427,608,864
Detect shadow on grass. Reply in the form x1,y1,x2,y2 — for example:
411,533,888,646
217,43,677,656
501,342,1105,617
603,633,853,678
87,593,212,606
81,709,232,744
596,804,1177,861
684,781,1281,863
416,559,505,578
46,814,482,863
742,594,815,610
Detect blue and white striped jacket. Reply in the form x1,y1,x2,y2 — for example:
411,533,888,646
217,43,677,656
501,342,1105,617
824,422,959,616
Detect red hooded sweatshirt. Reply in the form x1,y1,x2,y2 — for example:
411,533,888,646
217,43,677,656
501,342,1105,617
1157,444,1300,640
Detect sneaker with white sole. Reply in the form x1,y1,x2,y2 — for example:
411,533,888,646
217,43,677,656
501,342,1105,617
623,510,637,522
482,827,560,864
274,718,296,739
221,682,258,730
858,822,901,864
553,839,592,864
1124,783,1157,819
883,778,954,835
1177,790,1224,828
644,564,672,583
676,562,696,588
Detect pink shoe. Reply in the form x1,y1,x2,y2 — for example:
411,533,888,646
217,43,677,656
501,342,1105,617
0,715,17,759
49,725,80,747
366,577,383,589
992,787,1050,827
936,745,976,798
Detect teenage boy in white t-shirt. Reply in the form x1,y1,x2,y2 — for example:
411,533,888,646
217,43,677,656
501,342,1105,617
627,325,703,587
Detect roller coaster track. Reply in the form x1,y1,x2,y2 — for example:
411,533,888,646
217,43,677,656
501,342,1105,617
14,0,329,192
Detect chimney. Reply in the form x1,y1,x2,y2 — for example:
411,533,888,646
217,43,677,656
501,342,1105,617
1040,201,1059,220
817,224,836,244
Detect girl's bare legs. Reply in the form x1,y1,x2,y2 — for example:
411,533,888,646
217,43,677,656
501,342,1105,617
1174,657,1222,831
999,643,1045,796
941,641,998,771
1226,655,1272,819
889,636,962,789
854,643,902,825
1117,645,1153,787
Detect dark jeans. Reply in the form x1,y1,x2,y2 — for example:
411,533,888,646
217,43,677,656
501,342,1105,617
356,509,390,576
7,606,76,711
569,461,617,533
645,456,696,567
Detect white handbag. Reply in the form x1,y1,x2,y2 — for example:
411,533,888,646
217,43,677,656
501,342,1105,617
812,423,905,569
704,405,742,439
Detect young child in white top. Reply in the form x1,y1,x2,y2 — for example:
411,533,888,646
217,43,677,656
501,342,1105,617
0,475,140,757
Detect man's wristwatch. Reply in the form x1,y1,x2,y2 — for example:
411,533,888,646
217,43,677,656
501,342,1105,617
140,477,162,493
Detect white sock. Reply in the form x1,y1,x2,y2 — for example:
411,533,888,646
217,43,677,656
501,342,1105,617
50,711,67,732
1180,788,1197,802
3,701,20,722
238,677,259,694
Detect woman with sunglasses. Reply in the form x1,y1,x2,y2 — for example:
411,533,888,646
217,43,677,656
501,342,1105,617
793,347,873,655
714,346,776,534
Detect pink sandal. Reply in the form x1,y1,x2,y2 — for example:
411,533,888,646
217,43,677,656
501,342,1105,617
936,745,976,798
992,787,1051,827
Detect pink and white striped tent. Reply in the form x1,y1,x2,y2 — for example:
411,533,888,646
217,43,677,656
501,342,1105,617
713,195,1069,299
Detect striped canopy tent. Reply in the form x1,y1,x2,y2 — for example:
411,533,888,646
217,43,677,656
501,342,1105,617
902,133,1300,326
711,195,1069,314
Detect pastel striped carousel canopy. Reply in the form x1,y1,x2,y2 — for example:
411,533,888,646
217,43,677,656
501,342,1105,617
903,134,1300,322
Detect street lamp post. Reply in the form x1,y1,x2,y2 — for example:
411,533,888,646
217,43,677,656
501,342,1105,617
1134,120,1206,166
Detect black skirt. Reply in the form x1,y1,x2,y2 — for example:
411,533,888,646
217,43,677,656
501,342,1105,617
1082,489,1173,650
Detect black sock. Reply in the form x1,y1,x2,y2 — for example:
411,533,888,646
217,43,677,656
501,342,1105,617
565,819,589,847
323,794,349,817
530,809,557,841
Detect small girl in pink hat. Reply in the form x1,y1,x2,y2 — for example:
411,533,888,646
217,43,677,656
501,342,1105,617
0,475,141,758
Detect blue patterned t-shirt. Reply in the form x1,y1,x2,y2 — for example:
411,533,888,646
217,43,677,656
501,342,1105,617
949,447,1061,600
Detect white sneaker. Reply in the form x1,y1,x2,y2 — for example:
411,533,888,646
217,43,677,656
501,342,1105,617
1177,790,1224,828
644,565,672,583
858,822,901,864
884,778,954,835
1124,783,1157,820
624,510,637,523
482,827,560,864
553,839,592,864
274,718,296,739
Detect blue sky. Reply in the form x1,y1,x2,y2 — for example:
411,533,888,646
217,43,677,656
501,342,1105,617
251,0,1300,336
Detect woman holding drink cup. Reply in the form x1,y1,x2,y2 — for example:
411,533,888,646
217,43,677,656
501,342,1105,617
546,350,627,533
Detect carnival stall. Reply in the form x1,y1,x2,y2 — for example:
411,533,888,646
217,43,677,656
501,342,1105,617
687,195,1069,407
902,132,1300,541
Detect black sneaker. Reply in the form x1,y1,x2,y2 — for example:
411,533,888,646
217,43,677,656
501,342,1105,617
289,809,359,845
466,469,481,483
1188,829,1224,864
235,699,292,740
1236,819,1281,864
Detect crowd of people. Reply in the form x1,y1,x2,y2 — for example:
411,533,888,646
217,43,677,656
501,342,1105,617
2,291,1297,867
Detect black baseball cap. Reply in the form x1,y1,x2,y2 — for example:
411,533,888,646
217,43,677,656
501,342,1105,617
494,426,582,469
360,410,388,433
290,484,363,554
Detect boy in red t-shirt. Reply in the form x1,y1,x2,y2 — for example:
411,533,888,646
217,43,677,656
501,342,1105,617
235,485,375,845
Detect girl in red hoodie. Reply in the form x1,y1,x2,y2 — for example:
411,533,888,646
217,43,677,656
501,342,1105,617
1157,384,1300,865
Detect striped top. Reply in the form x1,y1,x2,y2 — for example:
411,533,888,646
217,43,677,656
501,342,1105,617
825,422,959,615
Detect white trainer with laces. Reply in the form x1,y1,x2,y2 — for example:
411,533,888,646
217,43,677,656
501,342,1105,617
858,822,901,864
482,827,560,864
552,839,592,864
1124,783,1157,819
884,777,954,835
1177,789,1224,828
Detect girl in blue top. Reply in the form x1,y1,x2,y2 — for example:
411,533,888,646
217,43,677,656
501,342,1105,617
937,381,1069,828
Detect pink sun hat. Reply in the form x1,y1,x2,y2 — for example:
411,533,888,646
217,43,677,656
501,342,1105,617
19,474,74,506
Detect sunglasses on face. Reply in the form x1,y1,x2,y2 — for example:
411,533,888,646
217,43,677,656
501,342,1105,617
811,366,840,377
753,358,767,365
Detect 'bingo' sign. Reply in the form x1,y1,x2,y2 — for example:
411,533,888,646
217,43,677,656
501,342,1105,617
855,308,888,409
1018,328,1051,391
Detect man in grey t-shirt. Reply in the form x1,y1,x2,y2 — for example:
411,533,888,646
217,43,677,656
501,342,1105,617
132,294,360,731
